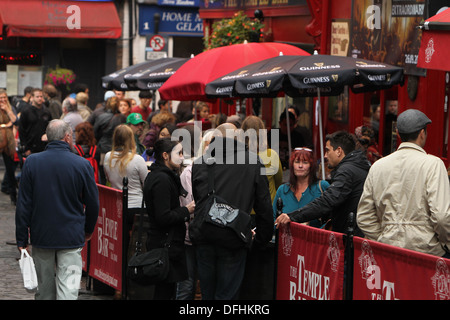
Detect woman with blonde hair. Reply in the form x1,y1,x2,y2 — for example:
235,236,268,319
241,115,283,202
103,124,148,299
0,89,18,204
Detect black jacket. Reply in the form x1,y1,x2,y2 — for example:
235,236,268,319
191,137,274,247
143,162,190,283
288,150,370,236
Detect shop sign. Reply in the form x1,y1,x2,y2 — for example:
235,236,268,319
139,5,203,37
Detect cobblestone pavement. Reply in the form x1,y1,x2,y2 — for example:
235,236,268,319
0,161,113,300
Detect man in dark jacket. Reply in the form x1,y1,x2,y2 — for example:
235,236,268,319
191,123,274,300
18,88,52,156
276,130,370,236
16,119,99,300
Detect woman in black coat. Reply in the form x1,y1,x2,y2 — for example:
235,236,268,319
143,138,195,299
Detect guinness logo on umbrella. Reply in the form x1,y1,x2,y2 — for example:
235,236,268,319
164,68,173,73
266,80,272,88
314,63,324,67
238,70,248,75
332,74,339,82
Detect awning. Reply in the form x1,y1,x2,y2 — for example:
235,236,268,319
417,7,450,71
0,0,122,39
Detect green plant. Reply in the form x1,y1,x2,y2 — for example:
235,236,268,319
204,11,265,50
44,67,76,90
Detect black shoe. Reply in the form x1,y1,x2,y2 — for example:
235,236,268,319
1,188,10,195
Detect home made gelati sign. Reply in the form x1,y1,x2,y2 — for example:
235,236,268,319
276,223,345,300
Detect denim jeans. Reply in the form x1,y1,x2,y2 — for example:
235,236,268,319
195,244,247,300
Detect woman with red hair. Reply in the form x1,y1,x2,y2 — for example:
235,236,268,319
272,147,329,228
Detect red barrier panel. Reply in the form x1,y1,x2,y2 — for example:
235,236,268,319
353,237,450,300
88,184,123,291
276,223,345,300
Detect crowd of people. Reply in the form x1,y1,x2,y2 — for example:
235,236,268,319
0,83,449,301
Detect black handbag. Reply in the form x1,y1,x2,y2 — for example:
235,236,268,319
189,160,252,249
127,200,171,285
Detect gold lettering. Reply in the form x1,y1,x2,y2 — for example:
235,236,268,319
272,0,288,4
225,0,237,7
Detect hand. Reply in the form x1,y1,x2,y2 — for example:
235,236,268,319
18,246,28,253
275,213,291,229
186,201,195,214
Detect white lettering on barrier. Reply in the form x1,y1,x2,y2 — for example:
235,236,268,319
358,240,399,300
97,207,118,258
288,254,330,300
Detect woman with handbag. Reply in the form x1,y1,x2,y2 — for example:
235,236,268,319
143,138,195,299
104,124,148,299
0,89,18,205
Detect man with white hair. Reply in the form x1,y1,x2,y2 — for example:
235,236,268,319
16,119,99,300
61,97,83,140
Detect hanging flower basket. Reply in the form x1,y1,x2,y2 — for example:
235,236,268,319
44,67,76,91
204,11,265,50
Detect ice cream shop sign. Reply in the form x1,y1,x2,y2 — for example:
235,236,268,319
139,5,203,37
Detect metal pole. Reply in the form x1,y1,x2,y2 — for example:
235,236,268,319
122,177,129,299
317,89,326,181
273,198,283,300
345,211,355,300
285,96,292,163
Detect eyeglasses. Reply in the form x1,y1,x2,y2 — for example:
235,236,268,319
294,147,313,152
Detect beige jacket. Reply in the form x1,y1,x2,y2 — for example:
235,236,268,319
357,142,450,257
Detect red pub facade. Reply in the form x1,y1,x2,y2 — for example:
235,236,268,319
199,0,450,167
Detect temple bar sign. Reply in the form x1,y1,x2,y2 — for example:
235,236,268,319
139,5,203,37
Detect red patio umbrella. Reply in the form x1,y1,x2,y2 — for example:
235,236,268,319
417,7,450,71
158,41,310,101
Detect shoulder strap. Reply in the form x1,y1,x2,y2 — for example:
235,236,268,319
207,162,215,196
74,144,85,156
135,195,174,254
135,198,145,253
88,145,97,157
318,180,323,194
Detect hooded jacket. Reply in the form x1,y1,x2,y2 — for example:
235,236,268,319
16,141,99,249
288,150,370,236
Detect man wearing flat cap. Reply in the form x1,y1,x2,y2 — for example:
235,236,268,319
357,109,450,258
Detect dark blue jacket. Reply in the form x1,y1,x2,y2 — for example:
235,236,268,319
16,141,99,249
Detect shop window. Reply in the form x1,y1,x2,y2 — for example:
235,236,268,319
328,86,349,123
384,99,398,155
